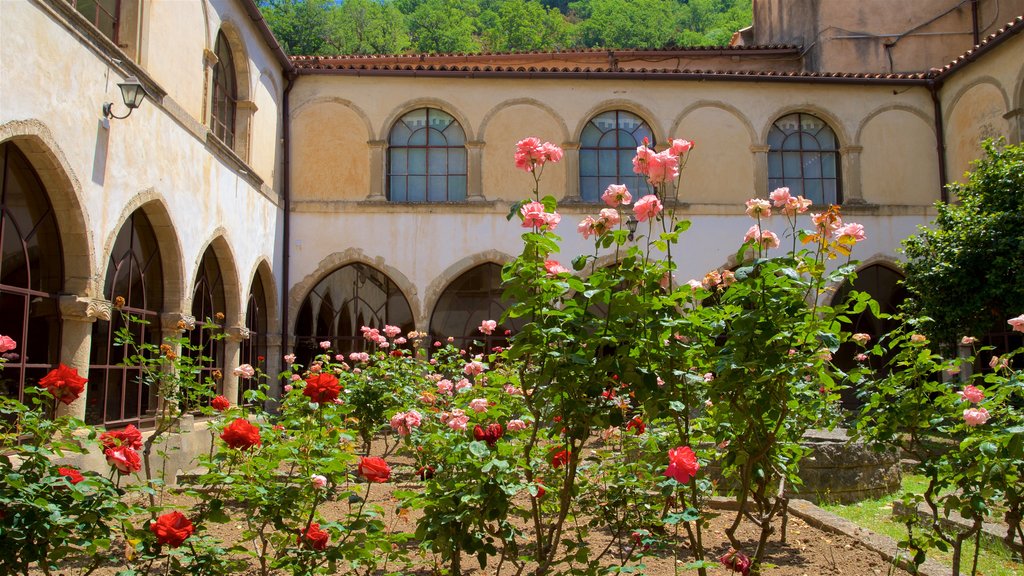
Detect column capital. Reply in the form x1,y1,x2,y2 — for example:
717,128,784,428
750,144,771,153
161,313,196,332
561,141,581,151
59,295,111,323
203,48,219,68
367,139,387,149
466,140,485,149
225,325,251,342
840,145,864,154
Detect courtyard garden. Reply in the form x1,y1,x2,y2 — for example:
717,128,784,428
1,139,1022,576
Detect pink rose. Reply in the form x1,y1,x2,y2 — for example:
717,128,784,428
507,419,527,432
769,187,791,207
963,407,990,426
577,216,596,239
598,208,620,228
668,138,694,156
1008,315,1024,333
851,333,871,345
854,353,868,362
544,260,569,276
959,385,984,404
319,340,331,350
811,211,843,234
910,334,927,344
455,378,472,392
632,145,657,176
601,184,632,207
479,320,497,335
783,195,813,216
633,195,663,222
0,335,16,354
437,379,454,395
463,361,484,376
469,398,489,413
233,364,255,379
835,222,866,243
311,474,327,489
644,151,679,186
686,279,702,290
961,336,978,345
446,410,469,431
744,198,771,218
520,201,559,231
384,325,402,338
284,384,293,392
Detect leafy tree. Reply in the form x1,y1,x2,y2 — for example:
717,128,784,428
480,1,573,52
571,0,679,49
257,0,341,55
330,0,410,54
901,140,1024,348
408,0,481,53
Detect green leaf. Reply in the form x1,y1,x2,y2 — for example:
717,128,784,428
468,441,490,458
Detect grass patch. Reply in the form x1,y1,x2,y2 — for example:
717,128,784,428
821,474,1023,576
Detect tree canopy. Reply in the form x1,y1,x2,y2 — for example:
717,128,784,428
900,140,1024,348
258,0,753,55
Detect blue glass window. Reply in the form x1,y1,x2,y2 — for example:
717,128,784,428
388,108,467,202
579,110,654,202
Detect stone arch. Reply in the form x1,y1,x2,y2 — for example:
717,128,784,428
759,104,850,148
189,229,242,329
290,96,374,138
288,248,419,335
0,120,92,296
824,254,903,305
854,104,935,145
670,101,757,144
572,100,662,143
101,191,185,313
479,98,570,144
243,257,280,338
423,250,515,331
943,76,1011,127
378,98,475,142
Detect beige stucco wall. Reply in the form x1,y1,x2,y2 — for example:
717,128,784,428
482,103,567,201
674,104,755,204
142,0,209,121
291,99,370,201
939,29,1022,181
859,108,941,205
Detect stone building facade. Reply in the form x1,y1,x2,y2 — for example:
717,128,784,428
1,0,1023,434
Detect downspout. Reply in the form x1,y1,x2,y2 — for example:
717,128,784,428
971,0,981,45
928,78,950,203
281,72,295,368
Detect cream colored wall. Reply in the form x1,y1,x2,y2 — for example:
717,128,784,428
481,104,567,201
674,105,755,204
143,0,209,120
291,100,370,201
939,31,1022,181
859,109,940,205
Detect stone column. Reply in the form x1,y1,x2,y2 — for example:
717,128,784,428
236,100,259,163
366,140,386,200
201,48,218,125
466,140,485,201
840,145,864,204
561,141,581,201
750,144,770,196
264,332,283,404
1005,107,1023,146
224,325,250,403
56,296,111,420
155,313,192,419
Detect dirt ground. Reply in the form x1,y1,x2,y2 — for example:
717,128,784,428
47,478,913,576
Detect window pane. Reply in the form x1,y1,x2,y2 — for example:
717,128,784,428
427,128,447,147
580,177,599,200
390,176,407,202
581,124,602,146
428,176,447,201
409,149,427,174
448,176,467,200
598,150,617,176
801,133,822,151
408,128,428,146
767,127,785,149
783,152,802,177
407,176,426,202
804,179,823,204
617,151,633,177
448,148,466,173
768,153,782,176
617,130,638,148
428,148,447,173
390,121,412,145
402,109,427,131
804,153,822,178
442,121,465,146
580,150,598,176
390,149,407,175
824,179,837,203
822,153,836,178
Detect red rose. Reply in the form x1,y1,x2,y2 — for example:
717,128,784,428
298,522,330,550
150,511,194,548
220,418,261,450
664,446,700,484
551,449,570,468
105,445,141,474
303,373,341,404
38,364,87,405
58,466,84,484
626,416,646,435
100,425,143,450
719,548,752,575
211,395,230,411
473,423,504,447
358,456,391,483
417,465,435,480
533,483,546,498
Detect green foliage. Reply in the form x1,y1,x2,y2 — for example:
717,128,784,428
901,140,1024,348
260,0,753,54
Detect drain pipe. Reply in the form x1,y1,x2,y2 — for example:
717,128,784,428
281,72,295,367
971,0,981,45
928,78,950,203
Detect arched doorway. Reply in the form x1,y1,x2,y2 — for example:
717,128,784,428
430,263,521,353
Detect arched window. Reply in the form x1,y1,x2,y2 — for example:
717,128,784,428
187,246,226,407
0,143,63,402
294,263,414,365
579,110,655,202
70,1,142,59
387,108,467,202
240,272,268,403
89,210,163,426
430,263,521,352
767,113,841,205
211,31,238,148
